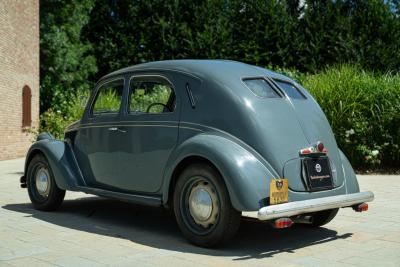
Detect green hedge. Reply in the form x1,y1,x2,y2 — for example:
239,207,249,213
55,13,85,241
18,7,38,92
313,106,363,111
39,65,400,170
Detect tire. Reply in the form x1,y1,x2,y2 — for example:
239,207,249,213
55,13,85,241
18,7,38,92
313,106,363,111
173,163,241,247
310,208,339,227
26,154,65,211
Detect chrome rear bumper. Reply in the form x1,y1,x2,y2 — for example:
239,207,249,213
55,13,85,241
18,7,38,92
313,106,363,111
244,191,374,221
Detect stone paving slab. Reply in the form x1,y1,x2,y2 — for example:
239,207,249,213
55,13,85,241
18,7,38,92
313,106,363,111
0,158,399,266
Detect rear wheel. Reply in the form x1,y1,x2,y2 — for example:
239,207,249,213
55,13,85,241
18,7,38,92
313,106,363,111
27,154,65,211
310,208,339,227
173,163,241,247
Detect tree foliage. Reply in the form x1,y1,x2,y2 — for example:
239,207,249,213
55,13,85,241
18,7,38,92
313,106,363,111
79,0,400,80
40,0,97,113
41,0,400,88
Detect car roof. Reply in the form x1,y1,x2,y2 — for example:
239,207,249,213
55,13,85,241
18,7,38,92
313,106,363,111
100,59,291,83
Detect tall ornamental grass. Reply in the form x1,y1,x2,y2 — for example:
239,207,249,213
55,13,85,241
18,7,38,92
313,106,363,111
299,65,400,169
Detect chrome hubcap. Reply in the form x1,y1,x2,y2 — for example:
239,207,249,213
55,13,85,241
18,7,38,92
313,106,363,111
35,167,50,197
188,181,219,228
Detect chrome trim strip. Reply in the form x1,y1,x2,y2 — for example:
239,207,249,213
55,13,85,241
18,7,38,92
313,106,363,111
255,191,374,221
342,164,348,194
79,124,179,130
179,126,204,132
78,123,203,132
80,120,177,127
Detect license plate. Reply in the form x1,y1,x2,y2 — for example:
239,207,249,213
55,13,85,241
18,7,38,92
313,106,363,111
303,157,333,191
269,178,288,205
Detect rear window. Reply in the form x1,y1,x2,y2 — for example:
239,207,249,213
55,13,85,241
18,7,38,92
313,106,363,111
273,80,306,100
243,79,280,98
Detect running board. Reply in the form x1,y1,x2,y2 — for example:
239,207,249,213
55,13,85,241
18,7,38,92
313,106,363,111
75,186,162,207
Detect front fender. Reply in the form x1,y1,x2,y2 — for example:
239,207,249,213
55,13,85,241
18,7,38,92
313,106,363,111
24,138,85,190
162,134,279,211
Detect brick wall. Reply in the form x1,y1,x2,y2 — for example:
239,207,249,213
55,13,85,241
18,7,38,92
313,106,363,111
0,1,39,160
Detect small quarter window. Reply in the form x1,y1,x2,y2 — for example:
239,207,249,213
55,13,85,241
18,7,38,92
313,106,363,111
243,79,280,98
129,78,175,114
274,80,306,100
92,79,124,115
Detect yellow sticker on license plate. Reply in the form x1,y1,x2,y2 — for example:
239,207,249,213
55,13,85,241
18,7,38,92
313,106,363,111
269,178,288,205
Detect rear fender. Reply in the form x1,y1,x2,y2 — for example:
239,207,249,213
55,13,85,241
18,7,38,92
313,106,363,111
162,134,278,211
339,149,360,194
24,137,85,190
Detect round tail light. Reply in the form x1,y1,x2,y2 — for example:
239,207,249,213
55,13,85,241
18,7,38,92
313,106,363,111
317,142,324,152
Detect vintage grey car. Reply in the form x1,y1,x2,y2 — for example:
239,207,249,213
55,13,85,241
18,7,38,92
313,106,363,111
21,60,374,247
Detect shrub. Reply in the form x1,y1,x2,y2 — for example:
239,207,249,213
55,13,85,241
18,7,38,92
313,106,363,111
299,65,400,169
39,90,89,139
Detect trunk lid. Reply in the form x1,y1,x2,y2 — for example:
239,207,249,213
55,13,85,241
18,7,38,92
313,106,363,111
246,88,344,192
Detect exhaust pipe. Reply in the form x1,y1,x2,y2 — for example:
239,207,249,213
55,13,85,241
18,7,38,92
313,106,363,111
293,215,313,224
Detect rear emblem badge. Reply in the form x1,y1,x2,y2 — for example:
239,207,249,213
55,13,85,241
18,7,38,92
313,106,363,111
315,163,322,173
276,180,283,190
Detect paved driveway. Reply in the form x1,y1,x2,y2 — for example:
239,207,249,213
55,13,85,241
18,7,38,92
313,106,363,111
0,158,399,267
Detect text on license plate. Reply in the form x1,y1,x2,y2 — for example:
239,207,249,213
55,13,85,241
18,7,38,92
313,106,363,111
269,178,288,205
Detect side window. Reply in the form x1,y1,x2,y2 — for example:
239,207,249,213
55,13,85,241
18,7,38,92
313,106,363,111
92,79,124,115
273,79,306,100
129,78,175,114
243,78,281,98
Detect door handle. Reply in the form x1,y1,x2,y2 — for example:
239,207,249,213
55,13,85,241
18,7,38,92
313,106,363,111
108,127,126,133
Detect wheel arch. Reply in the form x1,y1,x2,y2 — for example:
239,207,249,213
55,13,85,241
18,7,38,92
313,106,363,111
24,138,85,190
162,134,278,211
167,155,222,208
24,148,44,173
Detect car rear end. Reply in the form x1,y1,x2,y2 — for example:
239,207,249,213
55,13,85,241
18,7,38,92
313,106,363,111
240,74,374,227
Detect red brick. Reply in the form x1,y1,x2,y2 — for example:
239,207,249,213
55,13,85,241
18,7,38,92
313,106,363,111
0,1,39,160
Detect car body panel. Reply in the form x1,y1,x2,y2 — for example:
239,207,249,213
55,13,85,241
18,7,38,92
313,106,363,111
117,118,179,192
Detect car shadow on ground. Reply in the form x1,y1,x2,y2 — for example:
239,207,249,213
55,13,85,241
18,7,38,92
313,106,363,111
7,171,24,176
3,196,352,260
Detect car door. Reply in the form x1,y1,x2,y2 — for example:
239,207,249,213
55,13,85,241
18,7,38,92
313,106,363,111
116,74,179,193
74,77,125,188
